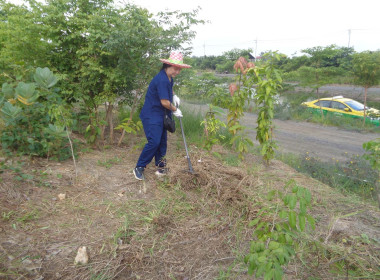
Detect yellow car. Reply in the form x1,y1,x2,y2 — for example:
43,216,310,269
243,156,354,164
302,96,380,126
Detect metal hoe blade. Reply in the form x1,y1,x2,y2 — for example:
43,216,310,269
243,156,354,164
179,117,194,174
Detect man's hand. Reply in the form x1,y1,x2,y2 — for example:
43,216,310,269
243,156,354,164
173,95,180,107
173,108,183,118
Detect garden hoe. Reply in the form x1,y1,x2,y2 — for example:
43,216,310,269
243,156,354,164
178,114,196,175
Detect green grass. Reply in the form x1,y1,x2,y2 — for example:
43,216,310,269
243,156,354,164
175,105,205,146
277,152,378,200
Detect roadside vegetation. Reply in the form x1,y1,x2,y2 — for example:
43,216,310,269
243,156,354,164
1,0,380,279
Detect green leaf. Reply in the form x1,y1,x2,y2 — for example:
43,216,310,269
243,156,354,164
304,189,312,204
34,67,58,88
249,218,260,227
268,241,280,250
278,210,288,219
0,102,22,123
288,210,297,229
274,266,283,280
288,195,297,210
298,214,306,231
2,83,14,99
44,124,67,138
306,215,316,230
264,268,274,280
15,82,39,105
299,198,307,214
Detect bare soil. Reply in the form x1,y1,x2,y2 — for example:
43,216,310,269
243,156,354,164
0,133,379,279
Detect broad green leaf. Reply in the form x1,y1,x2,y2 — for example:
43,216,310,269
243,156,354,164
15,82,39,105
44,124,66,138
0,101,22,123
34,67,58,88
2,83,14,99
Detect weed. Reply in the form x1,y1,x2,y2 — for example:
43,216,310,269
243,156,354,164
245,180,315,279
113,218,136,245
97,157,121,168
223,153,241,167
2,210,15,221
16,209,39,223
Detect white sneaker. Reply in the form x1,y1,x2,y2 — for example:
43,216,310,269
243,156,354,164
155,168,168,177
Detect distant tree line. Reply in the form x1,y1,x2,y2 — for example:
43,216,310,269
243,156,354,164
189,45,380,87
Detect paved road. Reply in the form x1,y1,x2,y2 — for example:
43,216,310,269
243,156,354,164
186,103,380,163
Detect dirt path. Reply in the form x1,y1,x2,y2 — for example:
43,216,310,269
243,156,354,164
186,103,380,162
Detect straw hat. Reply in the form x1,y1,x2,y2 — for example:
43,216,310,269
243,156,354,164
160,51,191,68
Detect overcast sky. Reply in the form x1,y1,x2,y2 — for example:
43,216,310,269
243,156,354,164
130,0,380,57
8,0,380,57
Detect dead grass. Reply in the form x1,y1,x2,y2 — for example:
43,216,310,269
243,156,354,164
0,134,379,280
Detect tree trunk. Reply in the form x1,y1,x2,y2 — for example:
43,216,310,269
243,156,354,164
100,103,108,143
107,104,114,144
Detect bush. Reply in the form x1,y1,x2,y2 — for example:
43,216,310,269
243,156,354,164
0,67,74,160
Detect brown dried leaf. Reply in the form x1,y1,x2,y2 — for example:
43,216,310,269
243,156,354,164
229,83,238,96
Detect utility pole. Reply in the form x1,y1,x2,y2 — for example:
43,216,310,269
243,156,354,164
254,37,258,58
348,29,351,48
203,42,206,57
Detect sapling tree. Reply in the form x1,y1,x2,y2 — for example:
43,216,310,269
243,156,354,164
351,51,380,126
211,57,255,159
201,104,226,150
246,52,283,163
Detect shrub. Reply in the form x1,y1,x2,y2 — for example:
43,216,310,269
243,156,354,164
0,67,74,160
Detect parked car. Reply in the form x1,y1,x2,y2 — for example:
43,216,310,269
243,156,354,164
301,96,380,126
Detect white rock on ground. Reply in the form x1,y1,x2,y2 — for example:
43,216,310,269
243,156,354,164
74,246,89,265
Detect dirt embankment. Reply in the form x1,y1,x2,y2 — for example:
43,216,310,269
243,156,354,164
0,133,379,279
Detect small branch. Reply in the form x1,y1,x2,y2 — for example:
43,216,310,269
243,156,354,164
66,128,77,178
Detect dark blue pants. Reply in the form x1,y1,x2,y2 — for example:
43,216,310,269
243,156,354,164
136,119,167,168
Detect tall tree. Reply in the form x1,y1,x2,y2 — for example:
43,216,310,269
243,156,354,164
23,0,203,144
0,1,50,81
